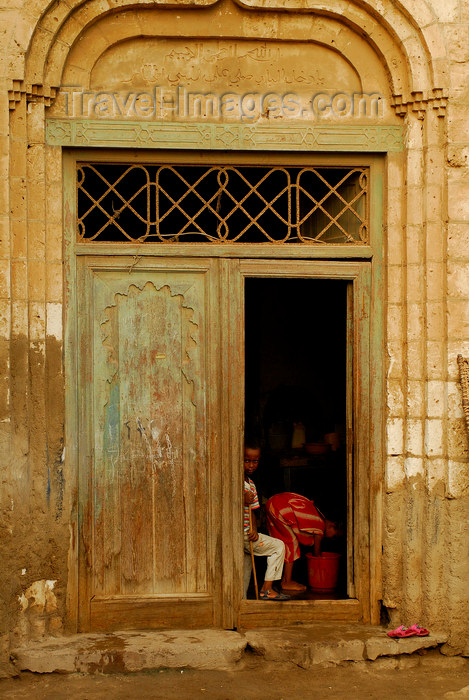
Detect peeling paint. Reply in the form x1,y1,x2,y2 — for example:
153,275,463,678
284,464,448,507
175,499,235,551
46,303,63,341
14,579,63,643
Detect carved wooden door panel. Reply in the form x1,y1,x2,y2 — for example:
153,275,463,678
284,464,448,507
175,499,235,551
76,257,222,631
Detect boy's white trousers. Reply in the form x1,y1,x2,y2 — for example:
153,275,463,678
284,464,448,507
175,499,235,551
243,532,285,596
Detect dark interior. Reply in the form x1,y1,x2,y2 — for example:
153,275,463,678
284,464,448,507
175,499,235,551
244,277,349,599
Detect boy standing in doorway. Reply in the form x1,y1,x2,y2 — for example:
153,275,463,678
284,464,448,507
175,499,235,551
243,441,289,600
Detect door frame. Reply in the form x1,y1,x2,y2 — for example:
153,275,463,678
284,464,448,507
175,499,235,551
231,259,379,628
64,149,384,629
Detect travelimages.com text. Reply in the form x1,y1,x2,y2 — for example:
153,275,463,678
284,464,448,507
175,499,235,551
59,86,386,120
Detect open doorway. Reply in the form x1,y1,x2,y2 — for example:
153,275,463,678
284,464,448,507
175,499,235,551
244,277,349,599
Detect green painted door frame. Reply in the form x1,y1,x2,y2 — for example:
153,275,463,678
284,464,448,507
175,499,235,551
63,146,385,629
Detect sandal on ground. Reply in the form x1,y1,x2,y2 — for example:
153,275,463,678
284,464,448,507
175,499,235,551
387,625,417,638
259,590,290,601
408,624,429,636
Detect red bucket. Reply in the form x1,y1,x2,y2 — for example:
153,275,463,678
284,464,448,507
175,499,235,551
306,552,341,591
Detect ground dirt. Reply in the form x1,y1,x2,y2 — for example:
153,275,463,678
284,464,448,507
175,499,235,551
1,664,469,699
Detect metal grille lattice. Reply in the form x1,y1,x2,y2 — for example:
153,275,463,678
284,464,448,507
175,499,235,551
77,164,368,244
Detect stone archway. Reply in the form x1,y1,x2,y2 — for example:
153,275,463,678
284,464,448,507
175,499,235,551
4,0,457,639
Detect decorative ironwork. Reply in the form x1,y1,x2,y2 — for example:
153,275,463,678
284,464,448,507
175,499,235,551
77,164,369,244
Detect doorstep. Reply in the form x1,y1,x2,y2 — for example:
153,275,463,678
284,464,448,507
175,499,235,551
10,623,448,674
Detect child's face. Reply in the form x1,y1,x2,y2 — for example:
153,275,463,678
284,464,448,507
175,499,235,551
244,447,261,477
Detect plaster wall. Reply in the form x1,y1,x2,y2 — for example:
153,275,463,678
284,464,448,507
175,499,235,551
0,0,468,677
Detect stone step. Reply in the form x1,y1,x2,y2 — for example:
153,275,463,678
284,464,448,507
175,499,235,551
11,624,448,675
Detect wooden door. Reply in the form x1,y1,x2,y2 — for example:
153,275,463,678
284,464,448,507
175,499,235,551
72,255,375,631
76,256,223,631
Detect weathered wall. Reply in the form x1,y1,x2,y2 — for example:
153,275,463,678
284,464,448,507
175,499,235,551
1,0,70,672
381,1,469,655
0,94,69,675
0,0,468,677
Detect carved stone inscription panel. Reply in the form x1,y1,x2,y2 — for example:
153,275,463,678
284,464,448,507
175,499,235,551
50,35,396,124
90,39,363,93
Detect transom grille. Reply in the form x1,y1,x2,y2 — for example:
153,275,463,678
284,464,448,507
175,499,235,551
77,164,369,244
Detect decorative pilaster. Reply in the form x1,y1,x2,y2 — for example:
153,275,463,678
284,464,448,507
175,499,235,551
8,81,57,111
391,89,448,120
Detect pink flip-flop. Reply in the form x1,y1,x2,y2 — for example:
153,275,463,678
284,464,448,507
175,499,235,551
387,625,417,638
407,624,429,636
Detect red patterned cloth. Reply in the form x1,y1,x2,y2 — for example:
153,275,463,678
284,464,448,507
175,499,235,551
265,492,325,563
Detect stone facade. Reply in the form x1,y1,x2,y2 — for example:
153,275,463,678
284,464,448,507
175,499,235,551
0,0,468,676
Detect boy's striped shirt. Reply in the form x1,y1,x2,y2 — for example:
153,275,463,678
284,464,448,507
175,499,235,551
243,478,260,533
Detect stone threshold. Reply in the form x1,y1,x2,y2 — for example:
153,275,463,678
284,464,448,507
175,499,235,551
10,623,449,674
